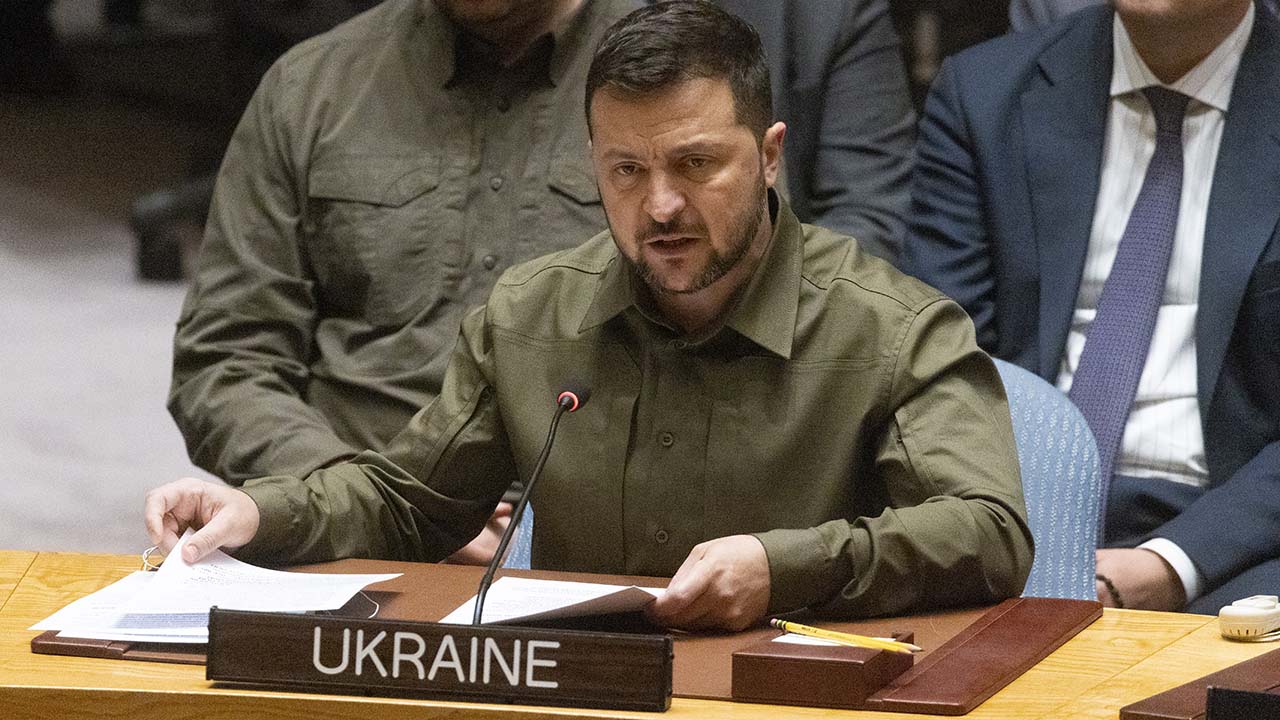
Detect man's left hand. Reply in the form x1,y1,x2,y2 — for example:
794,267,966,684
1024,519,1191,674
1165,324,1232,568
646,535,771,631
443,502,513,565
1095,548,1186,611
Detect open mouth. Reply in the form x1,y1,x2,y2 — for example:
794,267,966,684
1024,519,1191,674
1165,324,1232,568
646,236,696,250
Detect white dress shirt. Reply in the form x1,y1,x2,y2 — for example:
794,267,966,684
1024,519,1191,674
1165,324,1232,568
1055,4,1255,603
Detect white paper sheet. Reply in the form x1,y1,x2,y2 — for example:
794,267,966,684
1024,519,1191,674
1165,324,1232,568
55,629,209,644
771,633,842,646
439,576,665,625
771,633,900,646
30,529,402,644
124,529,401,614
30,571,154,632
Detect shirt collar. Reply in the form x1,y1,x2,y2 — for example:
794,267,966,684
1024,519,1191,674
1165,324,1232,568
578,190,802,360
577,248,635,335
418,0,595,89
723,191,801,359
1111,3,1255,112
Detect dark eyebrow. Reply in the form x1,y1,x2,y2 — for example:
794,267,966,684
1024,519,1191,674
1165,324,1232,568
669,139,731,156
597,147,640,163
595,134,735,163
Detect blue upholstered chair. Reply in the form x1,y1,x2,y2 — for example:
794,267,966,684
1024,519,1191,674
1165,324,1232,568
993,358,1102,600
502,506,535,570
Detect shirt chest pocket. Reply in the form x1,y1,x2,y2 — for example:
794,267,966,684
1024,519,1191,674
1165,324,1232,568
540,151,607,252
304,155,450,327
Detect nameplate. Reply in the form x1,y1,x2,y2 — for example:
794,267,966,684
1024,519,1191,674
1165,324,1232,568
206,608,673,712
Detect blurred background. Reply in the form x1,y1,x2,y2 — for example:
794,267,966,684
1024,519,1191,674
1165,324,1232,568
0,0,1009,554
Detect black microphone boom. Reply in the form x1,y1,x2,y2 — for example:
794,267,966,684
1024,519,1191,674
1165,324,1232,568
472,384,591,624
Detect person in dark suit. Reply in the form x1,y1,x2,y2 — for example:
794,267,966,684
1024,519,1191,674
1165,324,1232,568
713,0,915,264
1009,0,1277,32
904,0,1280,613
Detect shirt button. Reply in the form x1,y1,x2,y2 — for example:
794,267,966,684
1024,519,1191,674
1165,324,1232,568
654,529,669,544
496,96,511,113
671,340,688,350
659,432,674,448
482,254,498,270
489,176,504,191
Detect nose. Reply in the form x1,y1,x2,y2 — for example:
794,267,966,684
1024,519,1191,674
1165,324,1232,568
641,173,686,224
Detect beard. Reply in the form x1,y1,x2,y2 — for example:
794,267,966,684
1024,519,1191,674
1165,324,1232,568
619,169,767,296
434,0,520,25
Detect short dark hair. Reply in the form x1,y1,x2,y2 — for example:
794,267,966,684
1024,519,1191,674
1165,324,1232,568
585,1,772,139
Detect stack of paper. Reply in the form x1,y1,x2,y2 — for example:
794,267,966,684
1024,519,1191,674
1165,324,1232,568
440,576,664,625
30,530,400,644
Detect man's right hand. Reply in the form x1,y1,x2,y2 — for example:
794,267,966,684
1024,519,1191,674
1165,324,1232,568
144,478,261,564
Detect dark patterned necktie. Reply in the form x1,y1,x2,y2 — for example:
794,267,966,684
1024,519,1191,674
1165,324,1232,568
1068,87,1190,530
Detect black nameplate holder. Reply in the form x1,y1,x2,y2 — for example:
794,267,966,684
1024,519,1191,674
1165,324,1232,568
206,608,673,712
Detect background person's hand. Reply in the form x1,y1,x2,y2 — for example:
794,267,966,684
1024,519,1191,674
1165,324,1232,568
646,535,771,631
143,477,260,563
444,501,514,565
1095,548,1186,611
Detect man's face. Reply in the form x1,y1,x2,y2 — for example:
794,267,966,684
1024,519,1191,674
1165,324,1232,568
589,77,783,296
433,0,557,32
1111,0,1251,27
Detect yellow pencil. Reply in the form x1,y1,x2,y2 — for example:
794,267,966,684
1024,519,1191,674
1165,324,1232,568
770,618,921,654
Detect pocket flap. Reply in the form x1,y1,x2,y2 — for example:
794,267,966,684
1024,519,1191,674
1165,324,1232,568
549,156,601,205
309,155,441,207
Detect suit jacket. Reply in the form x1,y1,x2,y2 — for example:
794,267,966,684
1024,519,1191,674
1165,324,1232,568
903,4,1280,593
715,0,915,263
1009,1,1280,32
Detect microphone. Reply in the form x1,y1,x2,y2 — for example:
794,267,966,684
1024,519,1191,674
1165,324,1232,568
472,383,591,625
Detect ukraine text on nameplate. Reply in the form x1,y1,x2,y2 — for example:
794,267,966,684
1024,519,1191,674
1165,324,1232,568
205,608,673,712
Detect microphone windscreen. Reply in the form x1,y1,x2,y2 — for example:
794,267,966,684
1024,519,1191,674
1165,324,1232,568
556,384,592,412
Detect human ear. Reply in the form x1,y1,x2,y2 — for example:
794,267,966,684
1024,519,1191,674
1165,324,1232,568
761,122,786,187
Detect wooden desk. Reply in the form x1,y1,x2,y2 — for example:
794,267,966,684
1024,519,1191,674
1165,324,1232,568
1,550,1273,720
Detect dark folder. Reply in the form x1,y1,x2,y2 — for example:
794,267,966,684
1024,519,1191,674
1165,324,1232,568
1121,646,1280,720
1206,686,1280,720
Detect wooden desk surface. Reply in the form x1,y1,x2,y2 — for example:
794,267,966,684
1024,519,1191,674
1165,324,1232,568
1,550,1274,720
0,551,36,611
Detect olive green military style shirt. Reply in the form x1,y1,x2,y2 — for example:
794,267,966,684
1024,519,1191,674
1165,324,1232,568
169,0,637,484
240,197,1033,618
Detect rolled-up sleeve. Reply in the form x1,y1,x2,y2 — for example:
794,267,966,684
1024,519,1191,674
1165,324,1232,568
237,306,519,566
168,62,359,484
757,298,1033,617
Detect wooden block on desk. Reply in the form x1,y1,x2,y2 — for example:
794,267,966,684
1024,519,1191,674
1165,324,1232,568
731,632,914,709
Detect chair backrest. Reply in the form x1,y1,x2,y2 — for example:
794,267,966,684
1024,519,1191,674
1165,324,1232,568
502,505,534,570
993,358,1101,600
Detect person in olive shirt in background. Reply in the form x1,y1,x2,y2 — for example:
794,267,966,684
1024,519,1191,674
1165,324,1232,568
167,0,639,561
148,2,1031,630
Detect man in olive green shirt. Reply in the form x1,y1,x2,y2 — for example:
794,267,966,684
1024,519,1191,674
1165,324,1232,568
170,0,637,485
147,2,1031,630
169,0,637,561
